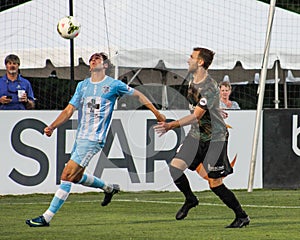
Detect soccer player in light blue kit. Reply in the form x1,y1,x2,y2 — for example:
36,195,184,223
26,52,166,227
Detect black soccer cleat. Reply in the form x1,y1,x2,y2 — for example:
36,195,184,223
101,184,120,206
25,215,49,227
226,216,250,228
175,196,199,220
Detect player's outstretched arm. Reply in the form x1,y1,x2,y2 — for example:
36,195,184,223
154,106,205,136
44,104,76,137
132,89,166,122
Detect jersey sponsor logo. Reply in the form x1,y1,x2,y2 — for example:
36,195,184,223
87,98,100,112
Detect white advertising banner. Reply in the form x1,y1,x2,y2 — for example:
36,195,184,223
0,110,262,195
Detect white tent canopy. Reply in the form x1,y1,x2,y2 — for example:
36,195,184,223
0,0,299,72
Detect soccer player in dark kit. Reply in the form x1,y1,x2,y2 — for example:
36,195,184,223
154,47,250,228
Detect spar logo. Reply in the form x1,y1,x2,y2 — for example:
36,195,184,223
8,118,184,186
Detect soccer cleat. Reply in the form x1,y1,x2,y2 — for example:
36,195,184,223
175,196,199,220
225,216,250,228
101,184,120,206
25,215,49,227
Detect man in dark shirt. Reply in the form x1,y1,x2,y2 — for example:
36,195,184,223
154,47,250,228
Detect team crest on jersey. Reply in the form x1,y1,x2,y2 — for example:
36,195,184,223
199,97,207,106
102,85,110,93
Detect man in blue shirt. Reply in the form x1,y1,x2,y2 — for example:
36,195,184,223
26,52,166,227
0,54,35,110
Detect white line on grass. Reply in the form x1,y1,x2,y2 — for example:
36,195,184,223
114,199,300,209
3,199,300,209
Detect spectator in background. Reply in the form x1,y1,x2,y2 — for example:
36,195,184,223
0,54,35,110
219,81,240,110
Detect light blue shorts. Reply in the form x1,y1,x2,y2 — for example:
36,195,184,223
70,139,103,167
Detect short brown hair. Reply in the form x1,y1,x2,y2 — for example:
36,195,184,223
193,47,215,70
89,52,109,63
89,52,112,74
219,81,232,90
5,54,20,65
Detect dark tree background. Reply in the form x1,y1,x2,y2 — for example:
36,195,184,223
259,0,300,13
0,0,31,12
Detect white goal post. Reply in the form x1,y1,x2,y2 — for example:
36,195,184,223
247,0,277,192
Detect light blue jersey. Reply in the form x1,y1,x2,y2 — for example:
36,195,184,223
220,100,240,110
69,76,134,144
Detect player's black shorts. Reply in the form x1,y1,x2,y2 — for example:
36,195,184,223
175,135,233,179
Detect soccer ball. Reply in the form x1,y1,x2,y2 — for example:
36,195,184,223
57,16,81,39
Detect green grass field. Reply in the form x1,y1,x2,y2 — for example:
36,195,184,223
1,189,300,240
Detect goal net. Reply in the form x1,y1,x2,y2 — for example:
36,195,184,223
0,0,299,109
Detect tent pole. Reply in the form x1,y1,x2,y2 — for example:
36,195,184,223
283,70,288,108
114,52,119,109
114,52,119,80
161,71,168,110
127,69,142,85
69,0,75,96
274,60,279,109
247,0,276,192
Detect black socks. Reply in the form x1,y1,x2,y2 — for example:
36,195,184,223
169,165,247,218
211,184,247,218
169,165,196,201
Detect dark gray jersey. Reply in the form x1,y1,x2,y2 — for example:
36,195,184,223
187,75,227,142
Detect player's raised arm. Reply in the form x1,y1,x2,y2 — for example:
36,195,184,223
132,89,166,122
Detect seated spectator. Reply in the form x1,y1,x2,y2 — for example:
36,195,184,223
0,54,35,110
219,81,240,110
